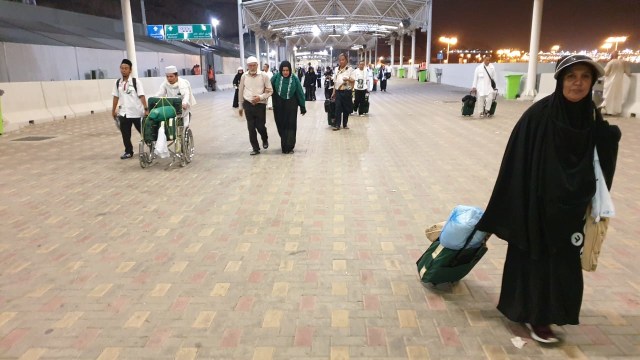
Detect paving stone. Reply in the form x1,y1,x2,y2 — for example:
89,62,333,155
0,79,639,359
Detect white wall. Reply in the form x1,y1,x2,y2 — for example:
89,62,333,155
0,42,204,82
427,62,557,96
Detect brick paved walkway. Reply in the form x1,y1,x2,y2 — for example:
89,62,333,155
1,79,638,359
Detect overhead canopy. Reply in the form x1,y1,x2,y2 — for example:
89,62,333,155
241,0,430,51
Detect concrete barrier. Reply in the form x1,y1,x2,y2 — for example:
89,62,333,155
534,73,556,102
41,81,75,120
183,75,208,94
622,74,639,118
0,81,53,132
64,80,104,116
214,74,236,91
97,79,117,111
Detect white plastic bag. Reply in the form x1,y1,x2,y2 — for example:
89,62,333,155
439,205,487,250
154,122,170,159
591,147,615,221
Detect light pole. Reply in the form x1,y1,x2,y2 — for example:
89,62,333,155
605,36,627,51
438,36,457,63
211,18,219,45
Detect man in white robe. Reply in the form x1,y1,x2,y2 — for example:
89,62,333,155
602,51,631,116
263,64,274,109
156,65,196,127
471,55,497,117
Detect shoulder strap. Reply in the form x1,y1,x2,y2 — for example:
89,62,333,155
116,78,138,93
483,66,494,82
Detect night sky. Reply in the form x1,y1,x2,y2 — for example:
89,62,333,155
35,0,640,51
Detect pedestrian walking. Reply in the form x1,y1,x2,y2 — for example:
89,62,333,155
601,51,632,116
477,55,621,344
238,56,273,155
331,53,355,130
471,55,497,117
271,60,306,154
111,59,148,159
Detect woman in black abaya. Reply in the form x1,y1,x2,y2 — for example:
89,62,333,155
232,67,243,108
271,61,306,154
477,55,621,343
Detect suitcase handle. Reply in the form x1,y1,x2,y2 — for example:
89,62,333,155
450,228,487,267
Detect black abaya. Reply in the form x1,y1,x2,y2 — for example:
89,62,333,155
272,93,298,153
477,62,621,326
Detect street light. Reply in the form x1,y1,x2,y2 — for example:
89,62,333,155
438,36,457,63
211,18,219,39
551,45,560,53
605,36,627,51
601,42,613,52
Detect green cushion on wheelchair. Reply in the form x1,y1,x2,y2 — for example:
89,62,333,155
148,106,177,122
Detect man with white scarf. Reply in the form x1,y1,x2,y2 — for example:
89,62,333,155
156,65,197,126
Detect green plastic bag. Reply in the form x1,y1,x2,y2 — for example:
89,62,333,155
148,105,177,122
416,240,487,285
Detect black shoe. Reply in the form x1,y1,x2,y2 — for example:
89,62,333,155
332,127,340,131
263,141,269,149
343,126,349,129
120,152,133,159
250,150,260,156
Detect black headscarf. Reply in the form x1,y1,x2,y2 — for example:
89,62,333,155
279,60,292,77
476,58,621,259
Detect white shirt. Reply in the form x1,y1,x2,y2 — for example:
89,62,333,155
112,77,145,117
353,68,370,91
156,77,196,108
333,66,355,90
472,63,497,97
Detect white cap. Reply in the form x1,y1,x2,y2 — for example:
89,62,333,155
165,65,178,74
237,66,244,71
246,56,258,64
554,55,604,79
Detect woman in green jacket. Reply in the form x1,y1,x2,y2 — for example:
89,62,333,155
271,61,306,154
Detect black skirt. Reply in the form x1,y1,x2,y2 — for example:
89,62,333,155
498,235,584,326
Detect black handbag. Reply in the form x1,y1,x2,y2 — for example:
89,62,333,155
484,66,497,90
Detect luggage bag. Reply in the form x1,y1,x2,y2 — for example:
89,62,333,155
416,229,488,285
359,93,370,115
461,93,476,116
324,99,336,126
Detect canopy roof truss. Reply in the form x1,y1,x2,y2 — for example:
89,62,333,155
242,0,429,51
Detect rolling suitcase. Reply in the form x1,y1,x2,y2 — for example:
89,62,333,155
461,93,476,116
324,99,336,126
487,92,497,117
359,93,370,115
416,229,488,285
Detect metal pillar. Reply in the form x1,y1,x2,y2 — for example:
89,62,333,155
522,0,543,98
238,0,245,68
411,29,416,78
120,0,139,78
425,0,433,70
255,33,260,64
390,37,396,66
399,33,404,67
140,0,148,35
374,37,378,64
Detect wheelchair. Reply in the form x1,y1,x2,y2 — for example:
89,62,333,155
139,97,195,169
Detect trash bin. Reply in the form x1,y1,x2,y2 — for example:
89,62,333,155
504,74,523,99
398,68,406,78
435,68,443,84
418,70,427,83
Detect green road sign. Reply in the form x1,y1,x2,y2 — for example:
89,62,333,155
164,24,212,40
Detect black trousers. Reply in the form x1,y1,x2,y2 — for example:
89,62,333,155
243,101,268,151
334,90,352,128
232,89,240,108
325,87,333,100
353,90,367,114
273,94,298,153
119,115,141,155
380,79,387,91
305,86,316,101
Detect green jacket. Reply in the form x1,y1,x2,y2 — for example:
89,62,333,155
271,73,306,113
